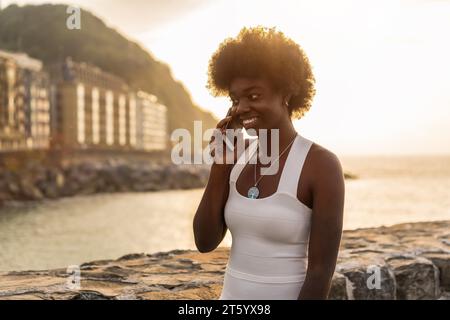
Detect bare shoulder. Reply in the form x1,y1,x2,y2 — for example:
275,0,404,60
307,142,344,183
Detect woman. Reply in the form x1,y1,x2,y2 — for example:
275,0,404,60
193,26,345,300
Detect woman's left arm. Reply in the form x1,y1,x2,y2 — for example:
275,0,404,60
298,150,345,300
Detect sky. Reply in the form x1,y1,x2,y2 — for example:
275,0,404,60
2,0,450,156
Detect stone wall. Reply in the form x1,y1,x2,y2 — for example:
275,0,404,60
0,221,448,300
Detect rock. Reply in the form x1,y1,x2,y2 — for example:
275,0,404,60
386,255,440,300
344,171,358,179
415,252,450,292
438,291,450,300
0,221,449,300
328,272,347,300
166,165,207,189
0,221,450,300
0,192,13,202
7,181,21,195
19,178,44,200
131,182,160,192
36,168,65,199
71,291,112,300
0,160,211,203
0,248,229,300
336,258,396,300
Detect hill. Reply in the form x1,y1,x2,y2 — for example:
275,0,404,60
0,4,218,137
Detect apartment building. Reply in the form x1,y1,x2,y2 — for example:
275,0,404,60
0,50,50,152
49,58,168,152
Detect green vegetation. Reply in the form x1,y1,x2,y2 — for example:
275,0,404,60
0,4,217,135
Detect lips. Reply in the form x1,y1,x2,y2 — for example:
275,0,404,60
241,117,258,128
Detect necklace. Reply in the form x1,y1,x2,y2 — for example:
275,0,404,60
247,133,298,199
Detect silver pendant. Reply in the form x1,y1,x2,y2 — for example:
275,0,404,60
247,186,260,199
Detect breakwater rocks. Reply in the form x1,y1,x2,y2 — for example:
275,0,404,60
0,220,449,300
0,157,358,204
0,161,211,203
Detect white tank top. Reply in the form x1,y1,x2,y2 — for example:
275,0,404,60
220,133,314,299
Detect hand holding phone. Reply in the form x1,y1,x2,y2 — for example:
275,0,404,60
222,106,242,150
224,106,242,130
209,106,242,163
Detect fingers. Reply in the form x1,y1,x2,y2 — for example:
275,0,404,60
209,141,216,157
208,130,227,160
208,137,224,159
208,129,221,158
216,116,232,129
208,128,220,144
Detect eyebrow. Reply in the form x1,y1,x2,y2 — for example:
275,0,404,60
229,85,263,97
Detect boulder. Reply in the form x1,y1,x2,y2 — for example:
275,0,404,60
0,221,449,300
386,255,440,300
336,258,396,300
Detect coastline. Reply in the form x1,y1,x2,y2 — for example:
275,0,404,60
0,160,211,204
0,220,448,300
0,159,357,205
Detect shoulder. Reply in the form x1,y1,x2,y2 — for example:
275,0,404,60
308,143,342,172
306,142,344,190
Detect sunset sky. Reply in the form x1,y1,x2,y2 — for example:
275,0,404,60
3,0,450,155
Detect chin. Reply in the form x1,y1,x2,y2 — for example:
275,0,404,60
244,126,259,136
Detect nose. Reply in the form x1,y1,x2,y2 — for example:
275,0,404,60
234,100,250,117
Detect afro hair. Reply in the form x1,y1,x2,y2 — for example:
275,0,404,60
207,26,316,119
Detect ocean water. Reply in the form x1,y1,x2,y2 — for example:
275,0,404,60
0,155,449,271
340,155,450,229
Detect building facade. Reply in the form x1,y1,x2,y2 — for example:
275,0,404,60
135,91,167,151
49,58,168,152
0,50,50,152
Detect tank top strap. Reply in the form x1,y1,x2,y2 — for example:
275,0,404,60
277,134,313,197
229,138,259,183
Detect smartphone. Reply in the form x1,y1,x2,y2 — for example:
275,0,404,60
224,107,242,130
222,107,241,151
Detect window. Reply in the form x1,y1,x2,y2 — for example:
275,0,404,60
92,88,100,144
105,90,114,146
129,95,137,147
77,83,85,144
118,94,126,146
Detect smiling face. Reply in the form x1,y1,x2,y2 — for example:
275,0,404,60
229,76,290,135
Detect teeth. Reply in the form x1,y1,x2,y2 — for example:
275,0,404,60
242,117,258,126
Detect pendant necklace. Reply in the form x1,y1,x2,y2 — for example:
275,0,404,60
247,133,298,199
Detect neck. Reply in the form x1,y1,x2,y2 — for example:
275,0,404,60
258,119,297,162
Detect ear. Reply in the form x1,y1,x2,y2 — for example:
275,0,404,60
283,93,293,107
